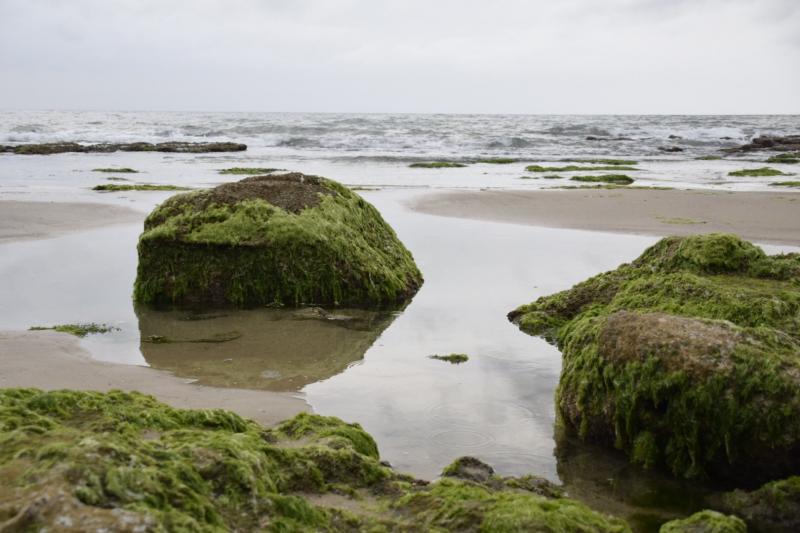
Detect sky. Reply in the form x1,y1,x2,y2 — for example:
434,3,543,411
1,0,798,114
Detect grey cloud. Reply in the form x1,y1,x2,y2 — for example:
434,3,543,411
0,0,797,113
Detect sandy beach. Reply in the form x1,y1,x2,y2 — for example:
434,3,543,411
0,200,144,242
0,329,308,426
410,189,800,246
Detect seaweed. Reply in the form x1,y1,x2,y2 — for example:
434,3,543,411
0,389,633,532
766,152,800,164
218,167,282,175
559,159,638,166
93,184,191,192
526,165,639,172
428,354,469,364
728,167,790,177
508,234,800,482
569,174,635,185
409,162,467,168
92,167,138,173
28,323,118,337
134,173,423,307
659,510,746,532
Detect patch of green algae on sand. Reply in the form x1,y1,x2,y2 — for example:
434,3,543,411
28,323,118,337
0,389,633,532
508,234,800,483
429,353,469,364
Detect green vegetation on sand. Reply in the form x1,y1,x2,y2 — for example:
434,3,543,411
92,167,138,173
527,164,639,172
429,353,469,364
570,174,635,184
0,388,633,532
409,161,467,168
134,173,423,307
218,167,282,175
29,323,118,337
559,159,638,165
508,234,800,483
93,184,191,192
475,158,517,164
767,152,800,164
728,167,790,177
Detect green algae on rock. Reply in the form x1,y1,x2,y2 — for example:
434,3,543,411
0,389,632,532
659,510,746,533
569,174,635,185
728,167,789,177
28,323,118,337
769,181,800,188
721,476,800,533
508,234,800,483
134,173,422,307
409,161,467,168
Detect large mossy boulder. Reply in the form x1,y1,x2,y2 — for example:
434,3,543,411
134,173,423,307
509,234,800,482
0,389,631,531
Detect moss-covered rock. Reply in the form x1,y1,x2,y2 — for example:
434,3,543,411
0,389,631,532
508,234,800,482
721,476,800,533
659,510,746,533
134,173,423,307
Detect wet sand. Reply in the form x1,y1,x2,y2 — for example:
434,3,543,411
409,189,800,246
0,330,308,426
0,200,143,243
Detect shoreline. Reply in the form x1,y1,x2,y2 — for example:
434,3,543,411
408,188,800,247
0,200,144,243
0,329,308,427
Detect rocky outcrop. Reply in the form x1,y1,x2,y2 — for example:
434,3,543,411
723,135,800,153
134,173,423,307
1,141,247,154
509,234,800,483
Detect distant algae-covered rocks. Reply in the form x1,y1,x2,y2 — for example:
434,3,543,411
0,141,246,154
134,173,422,307
509,234,800,483
0,389,632,532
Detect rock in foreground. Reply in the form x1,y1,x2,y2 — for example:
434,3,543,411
509,234,800,482
0,389,631,532
134,173,423,307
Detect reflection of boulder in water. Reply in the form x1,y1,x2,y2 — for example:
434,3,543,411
554,428,712,533
136,305,397,392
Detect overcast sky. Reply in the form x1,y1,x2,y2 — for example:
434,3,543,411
1,0,798,114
